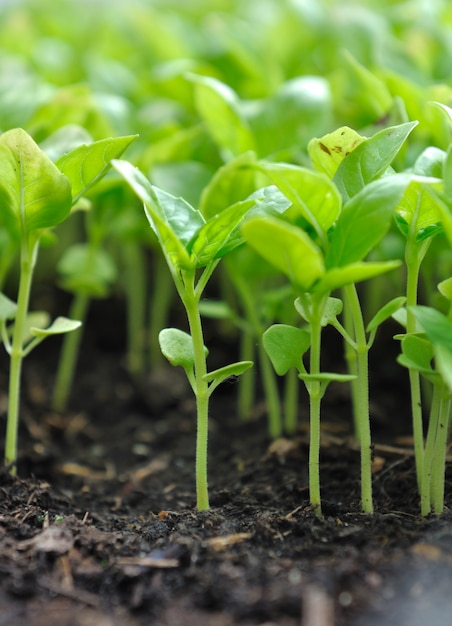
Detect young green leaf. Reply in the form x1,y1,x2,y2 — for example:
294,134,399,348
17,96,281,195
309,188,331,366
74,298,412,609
394,176,443,241
257,161,341,235
366,296,407,333
203,361,253,385
187,73,255,158
242,216,325,290
309,126,365,178
0,128,72,235
112,160,196,268
333,121,418,201
313,261,402,294
56,135,137,204
326,174,410,268
262,324,311,375
30,317,82,338
57,244,118,297
159,328,208,370
0,293,17,322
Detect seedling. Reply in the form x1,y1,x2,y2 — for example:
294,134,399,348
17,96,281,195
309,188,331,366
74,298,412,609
243,153,411,515
0,129,79,472
113,159,288,510
50,132,137,411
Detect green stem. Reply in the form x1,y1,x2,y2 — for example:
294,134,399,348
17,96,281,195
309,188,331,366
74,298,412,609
237,328,255,420
123,241,147,374
5,240,37,472
405,241,427,492
421,381,441,516
52,293,90,412
181,269,210,511
308,294,324,517
344,284,373,514
431,384,450,515
342,287,360,439
149,254,174,368
231,272,282,438
284,366,299,435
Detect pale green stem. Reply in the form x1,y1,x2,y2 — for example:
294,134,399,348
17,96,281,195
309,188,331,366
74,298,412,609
344,284,373,514
5,240,37,472
231,272,282,438
308,295,324,517
405,241,427,492
181,269,210,511
122,241,147,375
149,254,174,368
284,366,299,435
237,329,255,421
420,382,441,516
52,293,89,412
431,385,450,515
342,287,360,439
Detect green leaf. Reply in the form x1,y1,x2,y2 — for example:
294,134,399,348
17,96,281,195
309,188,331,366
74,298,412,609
31,316,82,338
203,361,253,384
298,372,356,383
326,174,410,268
366,296,407,333
410,305,452,390
294,295,343,326
57,244,117,297
263,324,311,375
189,199,255,267
242,216,325,291
0,293,17,322
333,121,418,201
397,334,438,383
438,278,452,302
257,161,341,234
0,128,72,235
112,160,196,269
56,135,137,204
187,73,255,158
308,126,365,178
159,328,208,370
314,261,401,294
413,146,446,178
394,176,443,240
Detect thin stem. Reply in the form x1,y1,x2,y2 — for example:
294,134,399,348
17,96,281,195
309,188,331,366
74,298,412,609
420,381,441,516
431,384,450,515
342,287,360,439
344,284,373,514
237,328,255,420
52,293,89,412
5,240,37,472
307,294,325,517
405,240,427,491
284,366,299,435
181,269,210,511
122,241,147,374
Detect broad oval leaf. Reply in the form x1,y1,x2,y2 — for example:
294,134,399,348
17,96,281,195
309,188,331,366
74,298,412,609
394,175,443,240
187,73,255,159
203,361,253,384
112,160,196,269
0,293,17,322
57,244,117,297
31,316,82,338
242,216,325,291
56,134,137,204
263,324,311,375
313,261,402,294
333,121,418,201
366,296,407,333
0,128,72,234
257,161,341,235
308,126,365,178
326,174,411,268
159,328,208,370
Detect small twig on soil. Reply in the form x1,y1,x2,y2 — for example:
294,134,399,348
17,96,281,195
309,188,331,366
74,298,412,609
38,577,100,608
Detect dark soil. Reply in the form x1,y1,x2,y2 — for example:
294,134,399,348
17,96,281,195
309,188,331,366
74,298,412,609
0,297,451,626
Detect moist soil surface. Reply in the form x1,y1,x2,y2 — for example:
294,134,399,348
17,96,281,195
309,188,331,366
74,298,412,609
0,298,451,626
